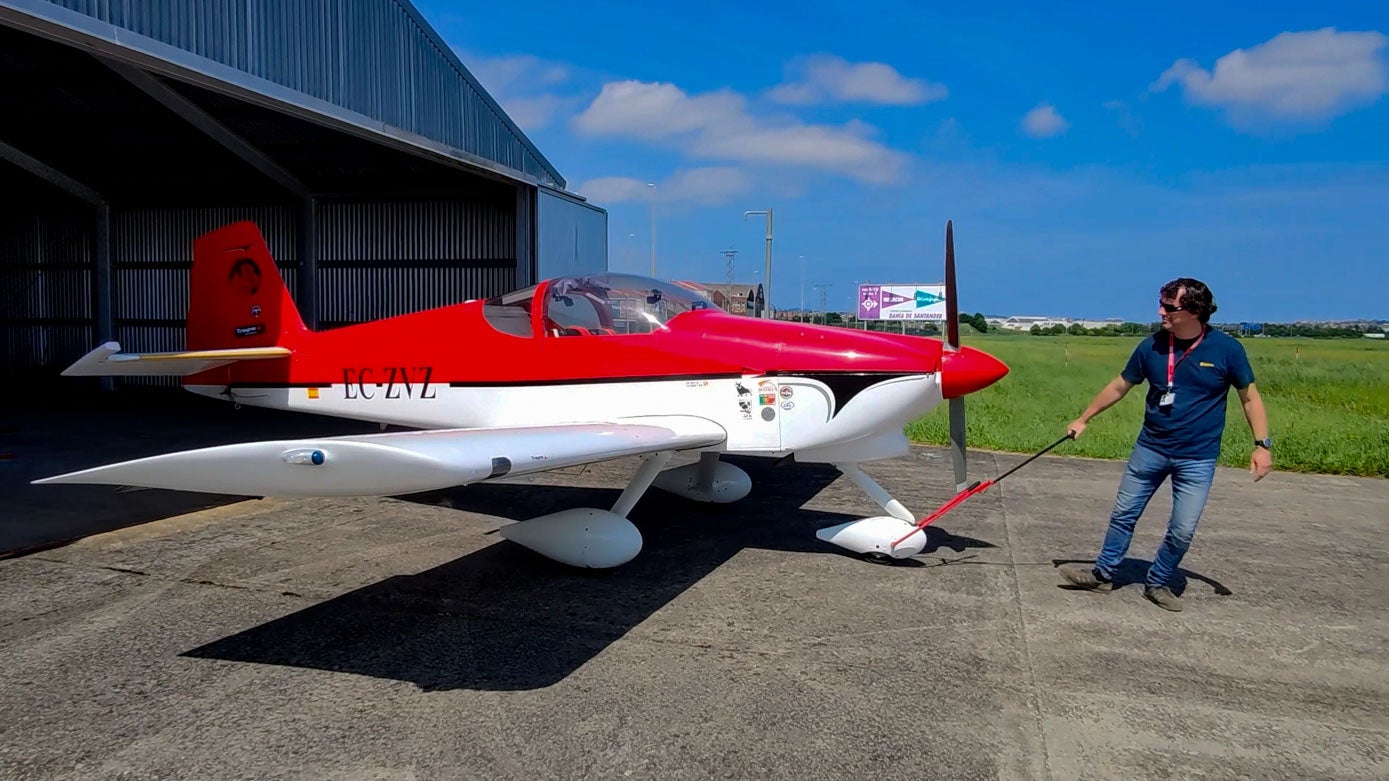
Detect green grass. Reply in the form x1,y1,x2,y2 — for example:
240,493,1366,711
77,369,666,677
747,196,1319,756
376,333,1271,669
905,335,1389,478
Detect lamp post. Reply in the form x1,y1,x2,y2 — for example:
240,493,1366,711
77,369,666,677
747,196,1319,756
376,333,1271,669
743,208,772,319
647,182,657,277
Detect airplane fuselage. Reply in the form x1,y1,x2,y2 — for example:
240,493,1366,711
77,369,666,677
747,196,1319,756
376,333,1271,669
185,306,954,463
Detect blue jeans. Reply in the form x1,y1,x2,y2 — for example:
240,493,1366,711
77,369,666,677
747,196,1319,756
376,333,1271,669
1095,441,1217,589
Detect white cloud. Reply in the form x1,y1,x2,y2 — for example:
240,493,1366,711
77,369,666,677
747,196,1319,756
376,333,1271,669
572,81,746,139
575,167,751,206
1152,28,1388,126
768,54,947,106
497,95,574,132
691,121,903,184
572,177,652,204
454,50,575,131
464,53,569,96
1021,104,1069,137
573,80,909,184
663,167,752,205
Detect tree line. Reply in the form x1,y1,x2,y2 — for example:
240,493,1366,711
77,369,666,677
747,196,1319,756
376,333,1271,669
1027,321,1375,339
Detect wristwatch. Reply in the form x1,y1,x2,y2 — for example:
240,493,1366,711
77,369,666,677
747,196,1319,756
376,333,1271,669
1254,437,1273,450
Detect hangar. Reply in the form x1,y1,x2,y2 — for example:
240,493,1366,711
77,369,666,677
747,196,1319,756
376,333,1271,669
0,0,607,389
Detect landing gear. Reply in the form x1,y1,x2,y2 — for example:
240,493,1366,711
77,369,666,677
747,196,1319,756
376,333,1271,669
499,451,673,569
814,463,927,560
652,452,752,503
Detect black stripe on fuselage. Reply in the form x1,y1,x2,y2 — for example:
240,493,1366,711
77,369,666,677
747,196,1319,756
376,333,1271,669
765,371,921,418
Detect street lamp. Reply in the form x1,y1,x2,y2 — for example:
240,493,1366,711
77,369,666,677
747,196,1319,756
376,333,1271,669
647,183,657,278
743,208,773,319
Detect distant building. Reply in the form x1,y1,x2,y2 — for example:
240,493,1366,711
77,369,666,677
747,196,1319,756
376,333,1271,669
986,315,1125,331
987,316,1061,330
672,282,758,315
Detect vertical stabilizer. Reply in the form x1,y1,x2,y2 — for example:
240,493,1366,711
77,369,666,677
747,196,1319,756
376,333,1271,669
187,221,306,351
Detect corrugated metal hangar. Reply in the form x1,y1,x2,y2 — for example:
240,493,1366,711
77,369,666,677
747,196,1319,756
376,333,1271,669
0,0,607,389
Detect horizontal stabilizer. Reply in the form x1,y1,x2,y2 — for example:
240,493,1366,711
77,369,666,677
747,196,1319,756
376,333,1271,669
32,417,726,497
61,342,291,377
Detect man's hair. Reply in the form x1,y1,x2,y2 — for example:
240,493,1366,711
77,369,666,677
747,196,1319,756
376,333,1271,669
1161,277,1217,324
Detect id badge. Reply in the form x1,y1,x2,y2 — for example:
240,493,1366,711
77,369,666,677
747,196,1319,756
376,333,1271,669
1159,391,1176,407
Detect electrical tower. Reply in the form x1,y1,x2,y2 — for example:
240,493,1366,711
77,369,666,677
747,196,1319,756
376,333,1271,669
721,249,738,313
812,283,831,325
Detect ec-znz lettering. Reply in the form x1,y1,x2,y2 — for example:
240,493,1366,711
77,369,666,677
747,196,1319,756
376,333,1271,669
342,367,436,399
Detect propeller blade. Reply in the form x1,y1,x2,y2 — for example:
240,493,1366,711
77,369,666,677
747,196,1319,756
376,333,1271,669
944,220,965,489
949,396,967,492
945,220,960,351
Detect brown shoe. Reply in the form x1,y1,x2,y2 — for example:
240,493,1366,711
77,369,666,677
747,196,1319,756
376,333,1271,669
1059,563,1113,592
1144,586,1183,612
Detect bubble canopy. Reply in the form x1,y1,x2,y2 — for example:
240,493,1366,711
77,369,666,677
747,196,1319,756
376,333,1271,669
483,274,720,337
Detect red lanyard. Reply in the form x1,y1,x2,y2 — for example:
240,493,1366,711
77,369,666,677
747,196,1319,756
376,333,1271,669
1166,329,1207,389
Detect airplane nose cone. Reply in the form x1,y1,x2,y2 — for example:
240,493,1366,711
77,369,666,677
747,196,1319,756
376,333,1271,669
940,345,1009,398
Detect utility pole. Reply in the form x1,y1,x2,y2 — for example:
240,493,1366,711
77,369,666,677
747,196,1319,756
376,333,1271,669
722,248,738,312
743,208,773,319
812,283,831,326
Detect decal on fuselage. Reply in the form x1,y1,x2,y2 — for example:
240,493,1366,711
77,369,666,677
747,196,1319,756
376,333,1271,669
341,367,437,400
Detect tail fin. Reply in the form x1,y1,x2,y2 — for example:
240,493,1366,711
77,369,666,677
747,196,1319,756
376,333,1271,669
188,221,307,351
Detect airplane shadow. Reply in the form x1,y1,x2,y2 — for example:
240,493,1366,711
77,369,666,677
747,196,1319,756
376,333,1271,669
183,458,996,691
1051,557,1233,597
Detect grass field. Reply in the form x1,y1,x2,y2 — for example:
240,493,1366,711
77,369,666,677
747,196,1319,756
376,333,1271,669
905,334,1389,478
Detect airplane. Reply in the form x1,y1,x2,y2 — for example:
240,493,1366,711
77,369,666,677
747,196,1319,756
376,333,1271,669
34,220,1008,569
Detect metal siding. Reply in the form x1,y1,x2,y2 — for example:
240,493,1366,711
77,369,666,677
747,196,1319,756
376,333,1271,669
0,209,94,373
316,199,516,327
109,205,298,386
37,0,559,185
536,189,608,281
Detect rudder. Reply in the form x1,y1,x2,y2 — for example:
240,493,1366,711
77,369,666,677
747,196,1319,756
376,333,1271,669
188,221,306,351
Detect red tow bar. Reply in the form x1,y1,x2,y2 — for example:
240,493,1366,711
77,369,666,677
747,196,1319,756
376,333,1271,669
891,432,1075,550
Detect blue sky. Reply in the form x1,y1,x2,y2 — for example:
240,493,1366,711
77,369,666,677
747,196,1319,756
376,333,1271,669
414,1,1388,322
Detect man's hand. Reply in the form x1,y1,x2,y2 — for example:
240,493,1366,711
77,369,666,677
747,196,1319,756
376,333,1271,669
1237,383,1272,482
1066,418,1087,439
1251,447,1272,482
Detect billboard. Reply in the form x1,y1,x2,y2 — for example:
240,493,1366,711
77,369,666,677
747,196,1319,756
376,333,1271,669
857,284,948,321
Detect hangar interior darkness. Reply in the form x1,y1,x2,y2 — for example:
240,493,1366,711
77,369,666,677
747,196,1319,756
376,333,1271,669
0,5,605,392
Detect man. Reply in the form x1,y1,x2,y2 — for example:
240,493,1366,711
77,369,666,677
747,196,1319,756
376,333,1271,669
1060,278,1272,611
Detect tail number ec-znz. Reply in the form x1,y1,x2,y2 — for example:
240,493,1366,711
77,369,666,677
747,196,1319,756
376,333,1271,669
342,367,437,399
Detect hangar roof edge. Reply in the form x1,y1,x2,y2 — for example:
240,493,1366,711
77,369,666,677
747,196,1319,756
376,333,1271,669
0,0,568,190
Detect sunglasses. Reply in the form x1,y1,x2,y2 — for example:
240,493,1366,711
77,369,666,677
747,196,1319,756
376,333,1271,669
1159,301,1187,314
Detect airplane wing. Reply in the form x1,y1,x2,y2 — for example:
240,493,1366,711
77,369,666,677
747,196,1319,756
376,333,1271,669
32,415,726,497
61,341,291,377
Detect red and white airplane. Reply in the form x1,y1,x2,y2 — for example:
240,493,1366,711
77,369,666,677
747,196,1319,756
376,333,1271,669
35,220,1008,568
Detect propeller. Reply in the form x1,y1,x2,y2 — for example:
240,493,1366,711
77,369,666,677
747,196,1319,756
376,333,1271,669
943,221,968,492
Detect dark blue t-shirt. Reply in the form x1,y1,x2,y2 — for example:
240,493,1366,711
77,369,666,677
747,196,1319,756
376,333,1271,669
1121,327,1255,459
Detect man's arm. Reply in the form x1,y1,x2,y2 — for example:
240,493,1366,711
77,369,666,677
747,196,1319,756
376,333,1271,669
1067,375,1136,439
1238,383,1272,481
